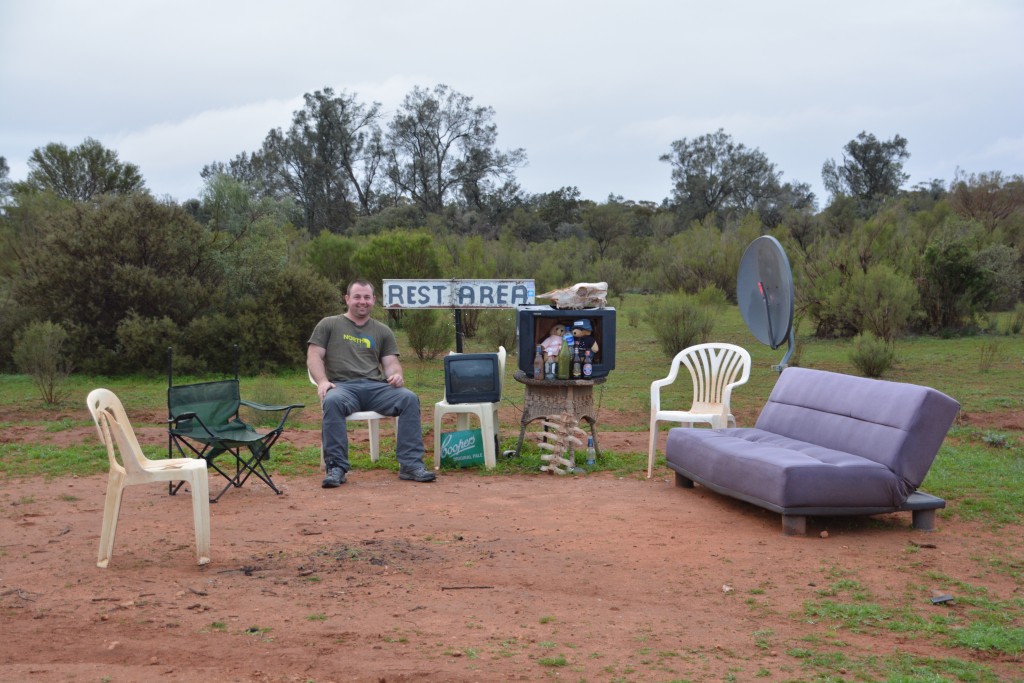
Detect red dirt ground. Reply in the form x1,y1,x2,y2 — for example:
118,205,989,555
1,407,1022,682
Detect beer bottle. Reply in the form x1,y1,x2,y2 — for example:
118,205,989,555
582,350,593,378
571,343,581,379
556,335,571,379
533,345,544,379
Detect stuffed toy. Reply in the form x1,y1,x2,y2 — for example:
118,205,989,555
571,319,599,356
540,323,567,359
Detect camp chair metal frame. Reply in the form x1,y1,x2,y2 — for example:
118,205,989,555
167,346,303,502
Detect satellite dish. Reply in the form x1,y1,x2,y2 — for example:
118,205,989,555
737,236,795,371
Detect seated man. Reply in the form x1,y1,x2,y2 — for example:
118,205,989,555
308,279,436,487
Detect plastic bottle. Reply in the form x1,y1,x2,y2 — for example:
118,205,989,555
533,345,544,379
585,436,596,466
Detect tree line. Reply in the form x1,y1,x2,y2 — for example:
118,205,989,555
1,83,1022,375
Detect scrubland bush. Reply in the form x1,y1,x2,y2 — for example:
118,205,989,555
404,310,453,360
475,309,517,352
849,332,895,378
13,321,73,404
645,291,717,358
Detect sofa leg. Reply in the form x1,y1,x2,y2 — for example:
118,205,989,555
782,515,806,536
674,472,694,488
912,509,937,531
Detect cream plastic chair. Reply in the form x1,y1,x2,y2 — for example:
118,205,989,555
433,346,505,470
647,343,751,478
308,370,392,470
86,388,211,568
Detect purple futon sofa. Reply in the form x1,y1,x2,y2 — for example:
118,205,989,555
664,367,960,535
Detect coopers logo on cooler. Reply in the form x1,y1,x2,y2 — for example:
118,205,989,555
439,428,486,468
442,432,478,458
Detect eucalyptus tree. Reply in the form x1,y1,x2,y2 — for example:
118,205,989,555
949,170,1024,238
386,84,526,214
258,88,385,233
580,198,632,259
15,138,146,201
822,131,910,212
660,129,808,227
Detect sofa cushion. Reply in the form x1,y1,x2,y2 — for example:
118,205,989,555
665,428,908,509
754,368,960,488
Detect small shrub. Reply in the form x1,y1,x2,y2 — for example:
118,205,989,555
404,310,454,360
1001,302,1024,335
13,321,74,405
847,264,920,341
978,339,1000,373
849,332,895,378
981,432,1011,449
644,292,717,358
475,309,517,352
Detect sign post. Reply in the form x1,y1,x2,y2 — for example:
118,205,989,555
383,279,535,352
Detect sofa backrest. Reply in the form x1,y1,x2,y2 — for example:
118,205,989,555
755,367,960,487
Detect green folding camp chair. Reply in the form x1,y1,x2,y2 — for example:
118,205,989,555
167,347,303,502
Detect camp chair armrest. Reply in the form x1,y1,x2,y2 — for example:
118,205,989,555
240,400,304,431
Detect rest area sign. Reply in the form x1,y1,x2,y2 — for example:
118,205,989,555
383,279,535,309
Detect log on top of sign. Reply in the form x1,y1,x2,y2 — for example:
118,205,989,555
383,279,536,309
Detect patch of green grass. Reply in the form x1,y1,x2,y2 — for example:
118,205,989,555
803,599,894,632
752,629,773,650
948,622,1024,654
0,443,107,478
537,654,567,667
306,613,327,621
44,417,82,433
923,439,1024,526
787,647,1001,682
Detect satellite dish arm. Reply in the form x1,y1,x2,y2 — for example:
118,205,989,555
758,281,777,350
772,327,796,373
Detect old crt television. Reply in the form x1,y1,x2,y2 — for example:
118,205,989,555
517,305,616,378
444,353,501,404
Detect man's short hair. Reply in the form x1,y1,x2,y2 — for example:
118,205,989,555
346,279,375,296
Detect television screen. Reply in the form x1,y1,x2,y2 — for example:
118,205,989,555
444,354,501,404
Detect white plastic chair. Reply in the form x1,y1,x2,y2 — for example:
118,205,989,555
433,347,506,470
86,388,211,568
647,343,751,478
308,370,392,470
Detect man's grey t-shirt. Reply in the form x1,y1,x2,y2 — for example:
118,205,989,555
308,315,399,383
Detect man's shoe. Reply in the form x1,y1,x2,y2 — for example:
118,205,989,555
399,466,437,483
322,467,346,488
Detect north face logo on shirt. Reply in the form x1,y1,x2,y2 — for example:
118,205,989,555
342,333,373,349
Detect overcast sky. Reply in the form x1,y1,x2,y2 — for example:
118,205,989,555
2,0,1022,208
